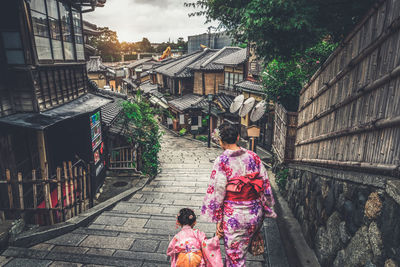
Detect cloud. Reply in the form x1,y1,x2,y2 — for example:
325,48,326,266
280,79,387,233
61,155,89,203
83,0,218,43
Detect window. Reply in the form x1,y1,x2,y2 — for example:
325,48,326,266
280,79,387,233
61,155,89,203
2,32,25,64
30,0,52,60
229,72,234,88
72,10,84,60
46,0,63,60
224,72,229,88
59,3,74,60
29,0,83,62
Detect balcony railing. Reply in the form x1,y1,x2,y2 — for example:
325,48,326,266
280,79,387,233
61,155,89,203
218,84,239,96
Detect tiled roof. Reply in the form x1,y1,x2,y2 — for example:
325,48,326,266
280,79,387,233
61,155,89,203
169,94,205,112
139,81,158,94
235,80,264,93
214,48,247,66
217,93,234,109
87,56,110,73
126,58,153,69
190,93,233,111
155,51,204,78
94,89,128,127
187,47,242,71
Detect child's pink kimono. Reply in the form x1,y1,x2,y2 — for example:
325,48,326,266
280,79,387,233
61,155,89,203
167,225,223,266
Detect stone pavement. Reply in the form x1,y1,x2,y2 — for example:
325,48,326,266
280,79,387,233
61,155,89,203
0,130,288,267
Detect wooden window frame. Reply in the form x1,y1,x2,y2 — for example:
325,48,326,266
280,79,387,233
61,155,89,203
29,0,84,65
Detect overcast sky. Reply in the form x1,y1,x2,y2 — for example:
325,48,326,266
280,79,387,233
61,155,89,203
83,0,219,43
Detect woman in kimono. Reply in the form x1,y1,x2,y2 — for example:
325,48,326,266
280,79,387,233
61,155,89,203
167,208,223,267
202,124,276,267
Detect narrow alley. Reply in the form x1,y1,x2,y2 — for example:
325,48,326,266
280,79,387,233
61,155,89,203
0,129,287,267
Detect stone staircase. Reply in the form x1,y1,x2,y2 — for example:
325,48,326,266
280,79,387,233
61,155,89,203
0,130,288,266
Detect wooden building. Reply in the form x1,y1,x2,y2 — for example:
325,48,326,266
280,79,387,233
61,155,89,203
0,0,109,217
154,50,204,96
87,56,114,89
214,48,247,97
187,47,242,96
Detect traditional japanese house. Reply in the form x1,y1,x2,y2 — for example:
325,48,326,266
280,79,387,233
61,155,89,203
187,47,242,96
189,94,234,134
0,0,110,218
214,48,247,97
154,50,204,96
87,56,114,89
168,94,205,131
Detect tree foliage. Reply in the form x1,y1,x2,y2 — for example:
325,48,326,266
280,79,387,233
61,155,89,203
186,0,375,111
89,27,121,62
185,0,375,61
122,93,162,177
262,40,337,111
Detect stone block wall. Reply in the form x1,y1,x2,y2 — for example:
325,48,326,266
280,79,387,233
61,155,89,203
282,164,400,267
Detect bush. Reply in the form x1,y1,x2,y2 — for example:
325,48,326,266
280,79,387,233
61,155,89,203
276,168,289,191
179,128,187,136
122,92,162,177
196,135,208,142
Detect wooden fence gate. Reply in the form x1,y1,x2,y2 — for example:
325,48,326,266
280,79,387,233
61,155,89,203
0,161,91,226
109,146,138,171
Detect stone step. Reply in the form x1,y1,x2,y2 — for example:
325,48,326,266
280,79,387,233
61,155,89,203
2,246,169,266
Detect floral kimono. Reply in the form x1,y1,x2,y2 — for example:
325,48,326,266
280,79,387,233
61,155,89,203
201,148,275,267
167,225,223,267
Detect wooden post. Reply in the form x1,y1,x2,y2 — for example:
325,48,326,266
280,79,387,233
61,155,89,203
87,164,93,208
63,162,71,219
78,167,83,213
32,170,38,224
37,131,47,183
17,173,24,210
43,163,54,225
68,162,75,217
73,167,78,215
83,169,87,211
56,167,63,223
6,170,13,209
251,137,255,152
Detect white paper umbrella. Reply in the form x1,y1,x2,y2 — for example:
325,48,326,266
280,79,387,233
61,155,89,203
250,100,267,122
229,94,245,113
238,97,255,117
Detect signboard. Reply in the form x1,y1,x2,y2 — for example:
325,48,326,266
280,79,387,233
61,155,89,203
167,118,173,125
191,125,199,131
247,126,260,137
198,116,202,127
179,114,185,125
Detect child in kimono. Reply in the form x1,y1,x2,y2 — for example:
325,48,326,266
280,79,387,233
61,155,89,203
167,208,223,267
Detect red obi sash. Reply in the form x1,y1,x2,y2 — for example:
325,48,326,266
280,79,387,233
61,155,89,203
225,172,263,201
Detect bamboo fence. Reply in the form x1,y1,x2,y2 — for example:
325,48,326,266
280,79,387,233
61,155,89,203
273,103,298,163
0,161,91,225
295,0,400,176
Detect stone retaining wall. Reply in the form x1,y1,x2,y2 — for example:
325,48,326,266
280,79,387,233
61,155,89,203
282,164,400,267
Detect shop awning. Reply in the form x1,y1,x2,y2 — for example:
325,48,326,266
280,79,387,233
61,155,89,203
149,96,169,109
0,93,112,130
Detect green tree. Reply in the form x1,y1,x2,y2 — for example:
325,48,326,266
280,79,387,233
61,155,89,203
185,0,375,111
89,27,121,62
185,0,375,60
122,93,162,177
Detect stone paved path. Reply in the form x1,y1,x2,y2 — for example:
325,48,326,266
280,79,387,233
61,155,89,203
0,130,287,267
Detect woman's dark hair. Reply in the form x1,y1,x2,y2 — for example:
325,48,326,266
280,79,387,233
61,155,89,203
218,123,239,144
177,208,196,226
